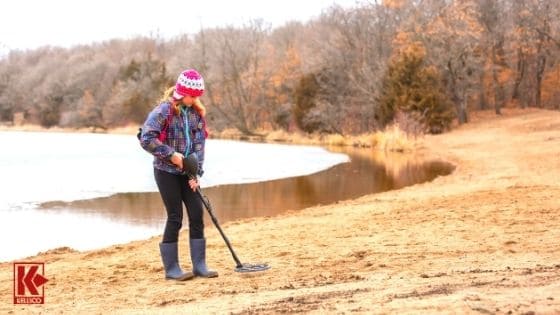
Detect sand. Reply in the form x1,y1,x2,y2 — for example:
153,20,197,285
1,108,559,314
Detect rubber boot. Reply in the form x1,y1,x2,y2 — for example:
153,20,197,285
190,238,218,278
159,242,194,281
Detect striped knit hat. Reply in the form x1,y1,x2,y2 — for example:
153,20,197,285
173,69,204,99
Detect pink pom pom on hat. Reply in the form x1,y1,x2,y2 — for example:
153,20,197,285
173,69,205,99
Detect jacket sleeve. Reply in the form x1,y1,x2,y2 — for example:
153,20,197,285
140,103,174,160
193,116,206,177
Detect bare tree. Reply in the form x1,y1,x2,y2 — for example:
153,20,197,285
476,0,509,115
306,3,403,134
421,0,483,124
526,0,555,108
199,21,271,134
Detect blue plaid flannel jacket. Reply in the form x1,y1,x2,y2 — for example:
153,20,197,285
140,101,206,176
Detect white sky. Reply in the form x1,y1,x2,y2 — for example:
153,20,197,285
0,0,359,54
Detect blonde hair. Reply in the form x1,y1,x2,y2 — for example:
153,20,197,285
159,86,207,117
160,86,175,103
193,98,206,117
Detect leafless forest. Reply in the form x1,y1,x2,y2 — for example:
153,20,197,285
0,0,559,135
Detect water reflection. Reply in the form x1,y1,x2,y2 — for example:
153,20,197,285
41,147,454,227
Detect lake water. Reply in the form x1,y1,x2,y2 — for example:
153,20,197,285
0,131,346,261
0,131,453,262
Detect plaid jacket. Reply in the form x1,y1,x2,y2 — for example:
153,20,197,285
140,101,206,176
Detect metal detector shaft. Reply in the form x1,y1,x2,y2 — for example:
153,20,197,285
194,187,244,268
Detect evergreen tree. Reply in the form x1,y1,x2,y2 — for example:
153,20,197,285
78,89,104,130
377,43,455,134
293,73,320,133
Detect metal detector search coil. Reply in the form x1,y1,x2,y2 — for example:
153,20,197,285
235,263,271,273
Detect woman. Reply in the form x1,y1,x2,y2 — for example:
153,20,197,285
140,69,217,281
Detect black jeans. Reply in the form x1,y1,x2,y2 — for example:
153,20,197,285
154,168,204,242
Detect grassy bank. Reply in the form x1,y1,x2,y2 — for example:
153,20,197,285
215,124,417,152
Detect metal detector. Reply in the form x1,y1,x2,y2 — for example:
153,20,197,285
183,153,270,273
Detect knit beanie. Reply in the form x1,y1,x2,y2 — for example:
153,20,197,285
172,69,204,99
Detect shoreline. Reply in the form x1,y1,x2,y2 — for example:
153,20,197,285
0,123,138,135
0,121,418,152
1,108,559,313
1,141,449,263
0,134,351,262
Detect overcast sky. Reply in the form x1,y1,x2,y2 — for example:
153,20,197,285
0,0,359,54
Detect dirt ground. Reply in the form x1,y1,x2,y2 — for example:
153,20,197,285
1,108,559,314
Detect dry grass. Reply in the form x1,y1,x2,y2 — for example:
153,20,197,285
212,127,240,139
370,124,417,152
214,125,417,152
107,125,140,135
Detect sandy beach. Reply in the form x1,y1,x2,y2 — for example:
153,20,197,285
1,108,559,314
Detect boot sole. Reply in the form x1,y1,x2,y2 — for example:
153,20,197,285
194,272,219,278
165,273,195,281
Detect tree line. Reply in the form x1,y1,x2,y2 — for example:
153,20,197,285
0,0,559,135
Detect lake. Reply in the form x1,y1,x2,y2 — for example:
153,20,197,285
0,131,453,261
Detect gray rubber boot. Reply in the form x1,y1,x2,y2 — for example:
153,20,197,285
190,238,218,278
159,242,194,281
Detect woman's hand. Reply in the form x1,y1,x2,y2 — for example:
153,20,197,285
188,178,199,191
170,152,184,170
